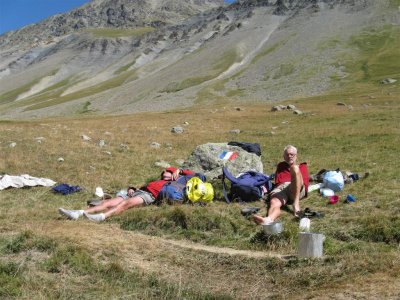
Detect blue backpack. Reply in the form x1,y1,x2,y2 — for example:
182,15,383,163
222,168,272,203
157,173,206,203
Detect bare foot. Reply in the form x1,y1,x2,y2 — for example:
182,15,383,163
293,204,301,216
252,215,273,225
293,209,302,218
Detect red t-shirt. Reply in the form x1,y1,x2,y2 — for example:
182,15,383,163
142,167,194,198
275,162,309,194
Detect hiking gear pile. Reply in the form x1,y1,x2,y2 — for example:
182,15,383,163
222,167,272,203
157,173,214,204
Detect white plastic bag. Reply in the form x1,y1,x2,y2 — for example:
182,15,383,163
323,170,344,192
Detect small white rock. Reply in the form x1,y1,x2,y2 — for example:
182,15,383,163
81,134,91,141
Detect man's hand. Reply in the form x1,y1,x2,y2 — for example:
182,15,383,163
172,169,181,180
127,187,136,197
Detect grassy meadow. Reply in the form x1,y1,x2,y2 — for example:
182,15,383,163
1,80,399,299
1,24,400,300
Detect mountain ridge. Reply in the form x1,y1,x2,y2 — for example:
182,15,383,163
0,0,398,119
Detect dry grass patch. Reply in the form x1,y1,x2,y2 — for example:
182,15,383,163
1,83,399,298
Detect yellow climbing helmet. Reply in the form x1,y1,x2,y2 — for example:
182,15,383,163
186,177,214,203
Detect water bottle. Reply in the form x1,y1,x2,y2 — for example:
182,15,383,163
299,217,311,232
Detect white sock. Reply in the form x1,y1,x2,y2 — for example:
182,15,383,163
84,212,106,222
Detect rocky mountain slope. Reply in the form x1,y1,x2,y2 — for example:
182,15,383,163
0,0,397,119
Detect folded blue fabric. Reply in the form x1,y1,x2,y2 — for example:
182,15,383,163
52,184,82,195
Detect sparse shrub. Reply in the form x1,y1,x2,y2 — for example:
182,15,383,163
102,262,126,280
353,215,400,244
45,245,96,275
168,207,188,229
0,262,23,297
4,231,32,253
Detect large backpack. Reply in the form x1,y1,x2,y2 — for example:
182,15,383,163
156,173,206,204
186,176,214,203
227,141,261,156
222,168,272,203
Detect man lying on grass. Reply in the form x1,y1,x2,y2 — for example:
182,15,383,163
59,167,194,222
253,145,309,225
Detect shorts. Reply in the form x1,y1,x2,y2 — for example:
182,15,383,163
118,190,155,205
270,182,306,205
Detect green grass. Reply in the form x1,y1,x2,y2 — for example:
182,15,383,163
78,101,93,114
0,69,60,104
251,39,287,65
162,49,242,93
0,231,231,299
1,87,399,297
226,88,245,97
346,25,400,82
272,63,295,79
0,78,45,105
114,59,137,75
21,70,138,111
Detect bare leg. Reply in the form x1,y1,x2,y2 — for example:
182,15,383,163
252,196,283,225
289,165,304,216
267,197,283,221
84,197,124,214
103,196,144,219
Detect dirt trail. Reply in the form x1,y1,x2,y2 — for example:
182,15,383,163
39,221,284,261
18,220,400,299
33,220,286,298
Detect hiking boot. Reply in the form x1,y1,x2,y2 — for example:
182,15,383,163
84,212,105,222
58,208,84,220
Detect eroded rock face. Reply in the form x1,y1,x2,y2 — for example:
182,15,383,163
0,0,387,120
0,0,225,48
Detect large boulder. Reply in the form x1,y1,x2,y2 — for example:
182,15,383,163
181,143,264,180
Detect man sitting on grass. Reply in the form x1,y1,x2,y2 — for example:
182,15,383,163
59,167,194,222
253,145,309,225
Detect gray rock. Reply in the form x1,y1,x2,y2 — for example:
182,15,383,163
181,143,264,180
380,78,397,84
35,137,45,143
171,126,184,134
9,142,17,148
337,102,346,106
287,104,296,110
98,140,105,147
150,142,161,149
81,134,91,141
58,157,64,162
155,161,171,168
271,105,286,111
293,110,303,115
175,159,185,166
229,129,241,134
